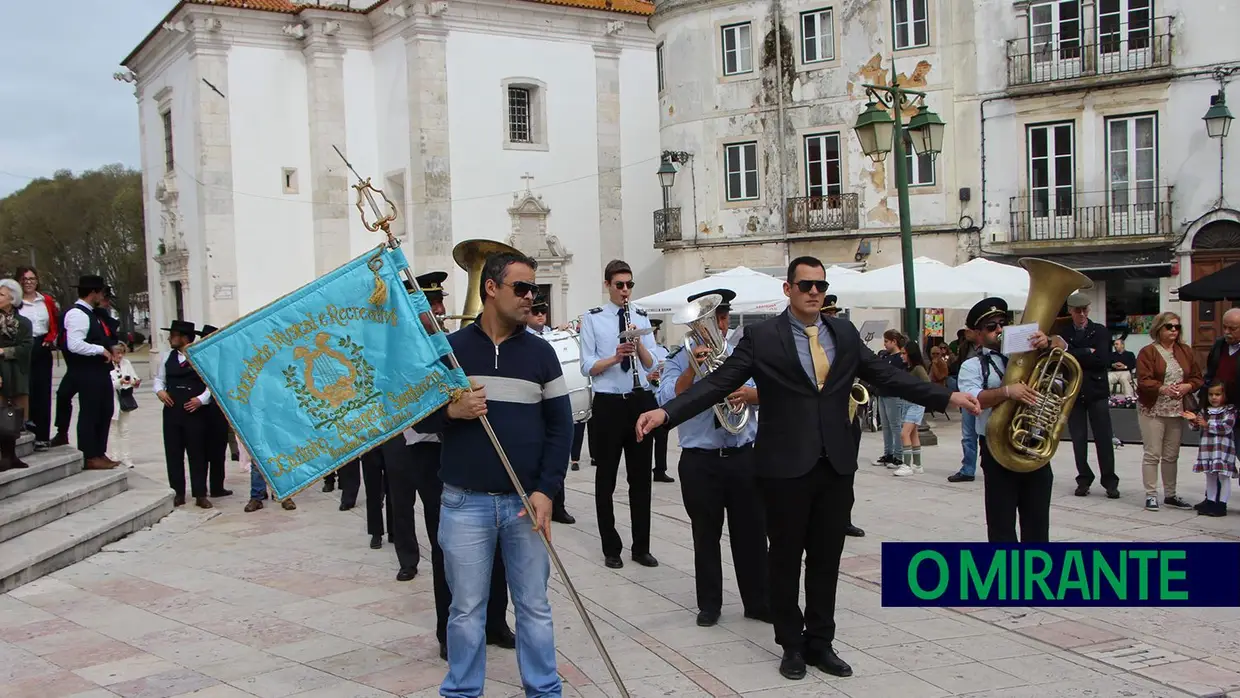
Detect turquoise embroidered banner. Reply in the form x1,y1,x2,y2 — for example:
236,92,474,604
187,245,467,500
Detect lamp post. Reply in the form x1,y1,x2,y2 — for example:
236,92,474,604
1204,77,1234,208
655,151,691,242
852,64,946,341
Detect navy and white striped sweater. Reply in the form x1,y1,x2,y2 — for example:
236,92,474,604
416,322,573,498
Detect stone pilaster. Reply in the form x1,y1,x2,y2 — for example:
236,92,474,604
594,44,624,267
189,38,240,326
405,25,455,284
303,31,352,277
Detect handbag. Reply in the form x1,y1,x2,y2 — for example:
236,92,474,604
0,399,23,439
1182,391,1199,414
118,387,138,412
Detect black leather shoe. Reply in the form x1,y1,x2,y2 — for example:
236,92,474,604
439,642,447,660
210,489,233,498
340,501,355,511
632,552,659,567
743,609,772,624
322,480,335,493
552,510,576,525
1106,488,1121,499
1074,485,1090,496
604,556,623,569
845,524,865,537
49,433,69,448
653,473,675,483
370,535,382,549
779,650,807,680
396,567,417,581
947,473,975,483
487,626,516,649
570,461,580,471
696,610,719,627
806,647,853,677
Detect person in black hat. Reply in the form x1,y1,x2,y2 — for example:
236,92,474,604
821,295,841,318
52,275,119,469
523,293,577,525
153,319,213,507
383,269,516,655
196,325,233,499
1054,292,1120,500
656,287,770,627
51,284,120,449
957,296,1063,541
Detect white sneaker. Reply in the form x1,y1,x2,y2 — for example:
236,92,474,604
893,464,914,477
912,465,924,474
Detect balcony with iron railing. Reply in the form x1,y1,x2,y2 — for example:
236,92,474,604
654,207,682,244
1008,186,1174,244
1006,16,1172,88
785,194,861,234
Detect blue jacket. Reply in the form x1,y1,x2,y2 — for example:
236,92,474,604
416,322,573,498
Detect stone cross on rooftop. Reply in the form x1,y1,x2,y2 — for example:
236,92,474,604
521,172,534,191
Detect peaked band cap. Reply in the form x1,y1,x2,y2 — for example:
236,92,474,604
822,294,840,311
161,319,197,336
967,297,1009,329
686,288,736,310
415,271,449,296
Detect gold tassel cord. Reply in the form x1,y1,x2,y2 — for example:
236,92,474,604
367,256,388,307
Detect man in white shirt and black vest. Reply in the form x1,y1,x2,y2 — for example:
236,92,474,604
153,320,212,508
57,275,119,470
197,325,233,500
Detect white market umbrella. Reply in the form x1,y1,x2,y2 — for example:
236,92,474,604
829,257,1003,310
630,266,785,315
956,258,1030,309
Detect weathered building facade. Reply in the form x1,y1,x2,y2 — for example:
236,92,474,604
121,0,661,352
652,0,1240,351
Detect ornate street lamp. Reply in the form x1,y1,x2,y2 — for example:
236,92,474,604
1204,90,1234,139
851,64,949,341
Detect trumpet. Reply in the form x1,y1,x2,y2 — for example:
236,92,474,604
849,381,870,424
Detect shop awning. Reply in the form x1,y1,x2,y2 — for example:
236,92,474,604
985,247,1172,280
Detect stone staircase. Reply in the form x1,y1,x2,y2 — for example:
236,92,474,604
0,433,175,593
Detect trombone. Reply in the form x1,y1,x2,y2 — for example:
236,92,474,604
339,152,630,698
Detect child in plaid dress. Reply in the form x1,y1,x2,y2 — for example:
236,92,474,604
1187,382,1237,517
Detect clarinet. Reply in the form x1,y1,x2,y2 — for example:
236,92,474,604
624,301,641,391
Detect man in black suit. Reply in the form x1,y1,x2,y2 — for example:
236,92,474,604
636,256,979,681
1055,293,1119,499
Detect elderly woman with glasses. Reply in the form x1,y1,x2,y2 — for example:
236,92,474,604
1136,312,1203,512
0,278,33,470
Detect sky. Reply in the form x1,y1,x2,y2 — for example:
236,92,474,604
0,1,175,198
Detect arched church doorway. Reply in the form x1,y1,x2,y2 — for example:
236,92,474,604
1191,220,1240,366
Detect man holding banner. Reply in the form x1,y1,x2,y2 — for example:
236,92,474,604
414,251,572,698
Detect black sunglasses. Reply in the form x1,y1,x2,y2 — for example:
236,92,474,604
505,281,539,298
613,281,635,290
1164,323,1181,331
794,280,830,293
983,320,1008,332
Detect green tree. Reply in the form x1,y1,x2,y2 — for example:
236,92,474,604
0,165,147,330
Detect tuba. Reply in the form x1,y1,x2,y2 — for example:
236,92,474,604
986,258,1093,473
672,294,751,434
443,239,524,328
849,381,870,424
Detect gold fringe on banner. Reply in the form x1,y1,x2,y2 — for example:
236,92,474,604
367,255,388,307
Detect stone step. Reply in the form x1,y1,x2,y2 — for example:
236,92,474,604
0,486,175,593
17,432,33,458
0,469,130,544
0,448,83,502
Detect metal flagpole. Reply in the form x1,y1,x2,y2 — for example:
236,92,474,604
334,147,630,698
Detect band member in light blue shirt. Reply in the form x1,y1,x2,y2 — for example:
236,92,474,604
657,288,769,627
648,318,674,484
578,259,661,569
526,293,576,525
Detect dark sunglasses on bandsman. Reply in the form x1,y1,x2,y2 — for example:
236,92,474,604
984,320,1008,332
613,281,635,290
795,280,829,293
505,281,539,298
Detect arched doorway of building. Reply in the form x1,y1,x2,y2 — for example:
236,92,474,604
1191,220,1240,366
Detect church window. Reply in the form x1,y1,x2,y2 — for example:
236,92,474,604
282,168,298,195
721,22,753,76
656,43,665,92
502,78,549,151
161,110,174,173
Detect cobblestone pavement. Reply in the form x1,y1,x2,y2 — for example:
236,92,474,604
4,374,1240,697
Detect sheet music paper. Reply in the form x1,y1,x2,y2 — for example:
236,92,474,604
1001,322,1040,355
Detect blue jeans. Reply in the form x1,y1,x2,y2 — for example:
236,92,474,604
439,485,559,698
249,467,268,500
959,410,978,476
879,397,905,458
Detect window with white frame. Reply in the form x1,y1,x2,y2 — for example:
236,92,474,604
804,132,843,198
800,8,835,64
656,43,665,91
1030,0,1082,62
1106,114,1157,211
721,22,753,76
1027,122,1075,218
161,110,174,173
892,0,929,50
724,141,759,201
902,130,935,186
502,79,548,151
1099,0,1152,55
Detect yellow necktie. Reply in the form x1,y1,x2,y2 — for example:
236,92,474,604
805,325,830,389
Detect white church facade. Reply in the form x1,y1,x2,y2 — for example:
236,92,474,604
120,0,662,350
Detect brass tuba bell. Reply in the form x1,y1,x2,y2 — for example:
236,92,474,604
672,293,751,435
442,239,525,328
849,381,870,424
985,258,1093,473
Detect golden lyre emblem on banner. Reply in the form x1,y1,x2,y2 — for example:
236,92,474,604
293,333,359,408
